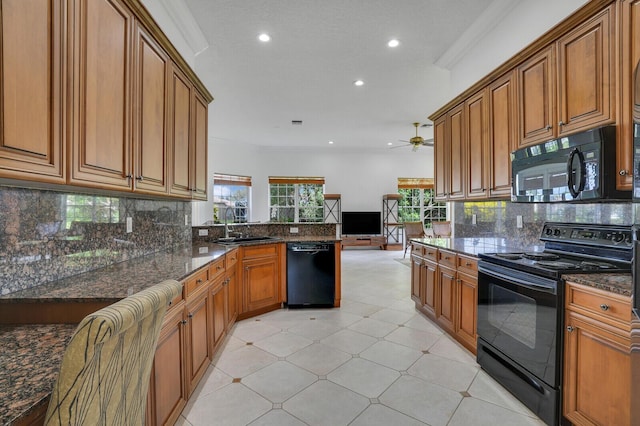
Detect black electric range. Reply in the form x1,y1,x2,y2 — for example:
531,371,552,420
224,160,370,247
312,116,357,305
476,222,632,426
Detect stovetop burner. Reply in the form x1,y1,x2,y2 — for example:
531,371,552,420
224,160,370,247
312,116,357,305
522,252,560,261
535,260,580,270
495,253,524,260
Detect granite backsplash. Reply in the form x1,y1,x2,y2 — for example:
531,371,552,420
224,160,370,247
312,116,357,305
453,201,639,247
192,222,337,243
0,187,192,295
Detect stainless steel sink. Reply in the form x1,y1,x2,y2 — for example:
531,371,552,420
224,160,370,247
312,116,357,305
215,236,277,244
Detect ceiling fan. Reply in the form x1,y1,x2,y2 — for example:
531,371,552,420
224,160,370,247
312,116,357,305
391,122,434,151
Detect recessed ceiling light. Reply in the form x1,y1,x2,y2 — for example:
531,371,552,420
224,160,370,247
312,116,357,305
388,39,400,48
258,33,271,42
387,142,393,146
354,80,364,86
328,140,334,144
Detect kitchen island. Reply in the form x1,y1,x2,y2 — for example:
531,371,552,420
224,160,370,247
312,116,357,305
0,235,339,425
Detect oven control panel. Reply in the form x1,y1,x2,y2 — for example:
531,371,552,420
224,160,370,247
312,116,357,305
541,223,632,247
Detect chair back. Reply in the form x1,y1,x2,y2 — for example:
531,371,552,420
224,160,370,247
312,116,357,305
45,280,182,426
404,222,426,239
432,221,452,237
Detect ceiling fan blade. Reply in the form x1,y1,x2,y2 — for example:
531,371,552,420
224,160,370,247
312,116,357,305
390,144,410,149
423,138,434,145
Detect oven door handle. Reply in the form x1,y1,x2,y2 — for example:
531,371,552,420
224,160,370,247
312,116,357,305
479,266,556,294
567,147,586,198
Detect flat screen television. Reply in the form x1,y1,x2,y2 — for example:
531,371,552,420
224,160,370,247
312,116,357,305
341,211,381,235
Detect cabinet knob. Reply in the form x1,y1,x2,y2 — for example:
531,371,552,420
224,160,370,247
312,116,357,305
196,279,203,284
546,125,552,130
566,326,575,332
181,320,187,325
619,169,629,176
188,313,193,318
558,120,565,127
600,304,609,311
136,175,144,181
125,174,133,180
465,262,472,267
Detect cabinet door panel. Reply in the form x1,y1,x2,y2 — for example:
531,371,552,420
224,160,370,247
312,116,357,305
437,267,456,333
422,260,437,318
433,116,447,200
71,0,132,189
170,67,192,197
488,72,516,197
617,0,639,190
448,105,465,199
557,6,613,135
563,312,630,426
0,0,65,182
192,92,208,200
187,290,210,392
456,273,477,353
243,257,279,313
227,269,238,326
151,305,187,426
411,256,422,302
211,280,226,352
134,25,168,194
466,90,488,199
518,46,555,147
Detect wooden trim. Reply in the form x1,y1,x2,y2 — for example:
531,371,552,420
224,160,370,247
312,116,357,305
124,0,213,102
429,0,615,120
268,176,325,185
397,178,434,189
213,173,252,186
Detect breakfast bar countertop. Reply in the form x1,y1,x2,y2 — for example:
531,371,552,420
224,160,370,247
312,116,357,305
409,237,542,257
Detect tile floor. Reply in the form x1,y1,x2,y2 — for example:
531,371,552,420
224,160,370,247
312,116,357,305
178,250,545,426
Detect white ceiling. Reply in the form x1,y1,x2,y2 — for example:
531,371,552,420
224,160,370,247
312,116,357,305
176,0,503,150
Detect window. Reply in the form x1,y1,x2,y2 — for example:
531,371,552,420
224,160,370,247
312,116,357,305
269,177,324,222
64,195,120,230
213,173,251,223
397,178,447,229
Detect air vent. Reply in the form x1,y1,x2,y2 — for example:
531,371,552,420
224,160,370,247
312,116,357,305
292,120,303,125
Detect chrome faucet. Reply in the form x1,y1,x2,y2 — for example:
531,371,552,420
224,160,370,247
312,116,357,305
223,206,235,238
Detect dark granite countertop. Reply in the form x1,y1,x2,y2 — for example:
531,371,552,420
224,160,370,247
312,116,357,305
0,236,338,424
409,237,541,257
562,273,633,297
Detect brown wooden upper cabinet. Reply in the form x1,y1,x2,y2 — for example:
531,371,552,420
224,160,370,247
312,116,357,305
618,0,640,190
0,0,66,184
69,0,134,191
488,71,518,198
465,89,489,199
169,65,208,200
0,0,211,199
517,5,615,147
434,104,465,201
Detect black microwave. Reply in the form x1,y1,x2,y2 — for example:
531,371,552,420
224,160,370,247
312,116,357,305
511,125,629,202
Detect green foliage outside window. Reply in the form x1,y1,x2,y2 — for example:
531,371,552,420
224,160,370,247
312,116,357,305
269,183,323,222
398,188,447,228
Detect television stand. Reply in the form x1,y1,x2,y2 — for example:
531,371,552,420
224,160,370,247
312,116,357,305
340,235,387,250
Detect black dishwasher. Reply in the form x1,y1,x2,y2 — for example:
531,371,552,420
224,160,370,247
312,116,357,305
286,242,335,308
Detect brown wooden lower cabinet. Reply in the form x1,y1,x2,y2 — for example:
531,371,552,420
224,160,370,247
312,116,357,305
238,243,284,319
148,300,188,426
410,242,477,354
185,286,211,393
563,281,631,426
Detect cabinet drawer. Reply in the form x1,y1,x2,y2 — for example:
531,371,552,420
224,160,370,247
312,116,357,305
457,255,478,275
184,268,210,298
226,248,238,270
566,281,632,327
242,243,278,258
423,246,438,262
209,257,226,281
411,243,425,257
438,249,456,268
168,286,184,311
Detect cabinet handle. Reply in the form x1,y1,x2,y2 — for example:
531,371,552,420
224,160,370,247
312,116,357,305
465,262,472,267
619,169,630,176
188,313,193,318
181,320,187,325
567,326,575,332
558,120,565,127
125,174,133,180
168,301,172,306
600,304,609,311
546,124,552,130
136,175,144,181
217,265,222,270
196,279,203,284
